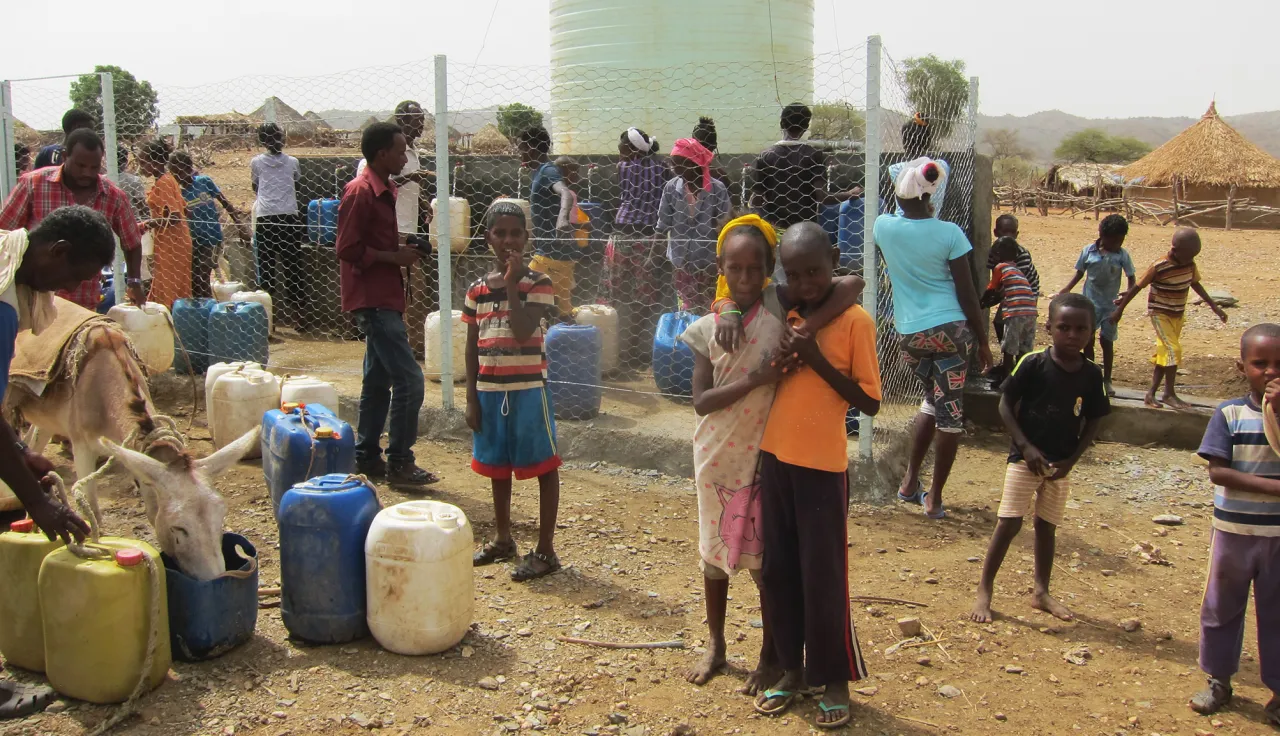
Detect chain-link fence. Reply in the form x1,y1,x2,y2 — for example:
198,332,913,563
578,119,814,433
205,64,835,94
1,36,978,463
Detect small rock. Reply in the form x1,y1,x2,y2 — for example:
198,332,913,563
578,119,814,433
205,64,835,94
669,726,696,736
994,713,1007,722
915,676,930,687
543,641,557,651
937,685,962,698
967,556,981,563
45,700,69,714
609,712,628,725
1004,665,1024,674
272,711,287,719
1119,618,1142,633
348,712,372,729
1153,514,1184,526
917,656,932,666
517,628,533,637
875,548,887,554
1101,569,1116,577
478,677,501,691
854,686,879,697
897,617,922,637
1211,719,1225,728
1048,674,1060,683
924,577,939,584
461,645,474,658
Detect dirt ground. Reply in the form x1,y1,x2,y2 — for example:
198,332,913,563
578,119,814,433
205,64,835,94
4,381,1277,736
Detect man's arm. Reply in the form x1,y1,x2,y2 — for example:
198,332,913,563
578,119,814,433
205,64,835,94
552,181,573,232
948,254,993,371
214,190,242,222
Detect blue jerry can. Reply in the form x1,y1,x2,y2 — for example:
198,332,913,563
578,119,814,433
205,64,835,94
209,302,269,366
546,323,601,420
162,533,258,661
837,198,866,270
653,312,698,398
819,203,841,245
171,297,217,374
308,199,339,246
277,474,380,644
262,403,355,515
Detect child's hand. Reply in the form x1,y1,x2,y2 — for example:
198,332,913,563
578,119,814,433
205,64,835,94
503,252,528,286
1266,379,1280,416
715,311,744,354
1214,305,1229,323
1107,309,1123,325
465,400,482,433
1021,445,1050,477
782,326,822,365
1047,457,1076,480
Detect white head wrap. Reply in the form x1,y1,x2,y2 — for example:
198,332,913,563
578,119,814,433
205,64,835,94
894,156,946,200
625,127,653,154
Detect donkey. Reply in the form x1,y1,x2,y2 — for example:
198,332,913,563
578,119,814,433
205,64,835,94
10,323,257,581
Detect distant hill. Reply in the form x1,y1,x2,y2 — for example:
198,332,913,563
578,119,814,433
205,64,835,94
977,109,1280,162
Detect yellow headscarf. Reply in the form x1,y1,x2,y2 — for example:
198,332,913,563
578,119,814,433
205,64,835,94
714,214,778,303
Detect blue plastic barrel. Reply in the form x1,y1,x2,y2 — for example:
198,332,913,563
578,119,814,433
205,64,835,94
546,323,601,420
162,533,258,661
209,301,269,366
653,312,698,398
277,474,380,644
172,297,217,374
819,204,841,245
307,199,339,246
837,198,866,270
262,404,355,515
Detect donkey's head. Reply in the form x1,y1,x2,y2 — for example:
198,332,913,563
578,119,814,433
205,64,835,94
100,427,259,581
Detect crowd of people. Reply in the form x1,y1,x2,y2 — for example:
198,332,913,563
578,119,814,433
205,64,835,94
3,102,1279,730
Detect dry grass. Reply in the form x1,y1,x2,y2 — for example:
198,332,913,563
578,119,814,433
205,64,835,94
1121,102,1280,188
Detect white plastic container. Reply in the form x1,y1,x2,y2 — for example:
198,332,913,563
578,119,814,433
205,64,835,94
212,280,246,303
204,362,263,430
423,310,467,381
365,501,473,655
106,303,175,374
279,375,339,412
574,304,620,373
210,368,277,456
429,198,471,253
489,198,533,232
230,290,274,334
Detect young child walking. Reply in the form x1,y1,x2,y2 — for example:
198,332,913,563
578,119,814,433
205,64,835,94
169,151,244,301
1111,227,1227,409
753,222,880,730
983,236,1039,379
1191,323,1280,725
1059,214,1134,396
970,293,1111,624
466,201,563,582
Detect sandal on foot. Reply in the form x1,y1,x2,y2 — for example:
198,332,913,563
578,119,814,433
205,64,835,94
0,681,55,719
922,491,947,519
897,479,923,504
1189,677,1232,715
1265,695,1280,727
387,462,440,487
473,539,518,566
815,701,852,729
512,550,561,582
752,689,798,716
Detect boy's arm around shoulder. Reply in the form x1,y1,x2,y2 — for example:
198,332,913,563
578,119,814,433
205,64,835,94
794,275,865,334
790,307,880,416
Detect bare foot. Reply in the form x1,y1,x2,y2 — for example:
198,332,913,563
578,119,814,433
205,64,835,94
742,662,781,696
1144,391,1163,409
686,644,727,686
1031,591,1074,621
1163,393,1193,411
970,590,995,623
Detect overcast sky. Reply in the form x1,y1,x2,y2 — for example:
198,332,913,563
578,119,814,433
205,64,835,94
8,0,1276,127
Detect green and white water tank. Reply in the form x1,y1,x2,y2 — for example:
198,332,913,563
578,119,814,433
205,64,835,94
549,0,815,155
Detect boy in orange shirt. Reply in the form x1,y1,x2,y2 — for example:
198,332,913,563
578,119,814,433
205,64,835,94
752,222,881,729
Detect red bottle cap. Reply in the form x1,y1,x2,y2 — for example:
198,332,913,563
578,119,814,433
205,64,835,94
115,548,145,567
9,519,34,533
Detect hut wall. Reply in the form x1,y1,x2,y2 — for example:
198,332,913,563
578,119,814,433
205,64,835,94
1126,185,1280,230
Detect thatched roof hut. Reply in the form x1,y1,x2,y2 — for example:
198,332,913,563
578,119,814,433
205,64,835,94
470,123,511,155
1044,163,1124,197
1121,103,1280,228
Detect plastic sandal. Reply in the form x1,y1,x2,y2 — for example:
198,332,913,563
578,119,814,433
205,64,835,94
473,540,518,566
922,491,947,519
815,701,852,729
511,550,561,582
897,479,924,505
0,681,55,719
752,689,797,716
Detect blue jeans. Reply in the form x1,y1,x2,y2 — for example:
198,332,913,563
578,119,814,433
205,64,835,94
353,309,424,464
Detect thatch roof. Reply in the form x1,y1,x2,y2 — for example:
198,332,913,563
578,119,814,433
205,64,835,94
303,111,333,130
470,123,511,154
1045,163,1124,193
174,112,254,125
249,96,309,125
1121,103,1280,188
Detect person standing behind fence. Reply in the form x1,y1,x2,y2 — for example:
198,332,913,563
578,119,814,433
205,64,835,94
517,126,577,320
874,158,992,520
137,139,192,309
32,109,95,171
355,101,435,237
751,103,862,234
170,151,244,301
657,138,731,312
336,122,438,488
251,122,302,326
886,116,951,218
605,127,667,365
116,146,148,221
691,117,730,190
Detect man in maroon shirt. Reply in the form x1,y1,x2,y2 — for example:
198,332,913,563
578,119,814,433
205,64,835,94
336,122,437,486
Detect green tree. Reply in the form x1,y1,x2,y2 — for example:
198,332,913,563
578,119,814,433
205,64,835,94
982,128,1029,162
69,65,158,141
901,55,969,140
809,102,866,142
496,103,544,142
1054,129,1152,163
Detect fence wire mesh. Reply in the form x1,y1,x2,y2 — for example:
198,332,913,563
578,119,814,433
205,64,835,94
2,40,978,461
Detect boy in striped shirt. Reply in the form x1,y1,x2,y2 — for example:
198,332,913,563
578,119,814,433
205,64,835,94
465,201,563,582
1112,227,1227,409
1191,323,1280,725
983,236,1039,380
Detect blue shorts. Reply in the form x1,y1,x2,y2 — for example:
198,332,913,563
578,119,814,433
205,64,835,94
471,387,562,480
1090,298,1119,342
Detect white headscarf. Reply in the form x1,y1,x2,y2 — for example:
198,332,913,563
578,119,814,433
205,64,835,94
894,156,947,200
626,127,654,155
0,229,58,334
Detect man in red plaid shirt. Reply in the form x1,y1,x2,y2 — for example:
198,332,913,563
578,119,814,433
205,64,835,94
0,129,145,309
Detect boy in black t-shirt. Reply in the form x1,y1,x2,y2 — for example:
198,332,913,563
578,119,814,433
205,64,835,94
971,293,1111,624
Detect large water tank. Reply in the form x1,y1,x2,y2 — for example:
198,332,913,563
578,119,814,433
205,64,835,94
550,0,815,155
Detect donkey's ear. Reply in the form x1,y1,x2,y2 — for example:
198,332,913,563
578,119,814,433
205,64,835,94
100,437,170,488
195,427,260,477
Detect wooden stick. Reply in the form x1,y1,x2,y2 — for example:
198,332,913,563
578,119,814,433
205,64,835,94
897,715,941,729
556,636,685,650
258,586,281,596
1053,562,1101,594
920,622,955,664
851,595,928,607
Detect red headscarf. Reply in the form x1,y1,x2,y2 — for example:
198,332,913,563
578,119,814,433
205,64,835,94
670,138,714,192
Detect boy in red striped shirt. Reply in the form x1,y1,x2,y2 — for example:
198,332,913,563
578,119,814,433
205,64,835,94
983,236,1040,379
464,201,564,582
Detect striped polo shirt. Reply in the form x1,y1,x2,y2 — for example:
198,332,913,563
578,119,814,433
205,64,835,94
462,271,555,392
988,263,1038,319
1145,257,1200,316
1198,395,1280,536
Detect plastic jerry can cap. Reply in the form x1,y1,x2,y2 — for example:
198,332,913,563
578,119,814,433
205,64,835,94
9,519,34,533
314,427,335,439
282,402,301,412
115,548,145,567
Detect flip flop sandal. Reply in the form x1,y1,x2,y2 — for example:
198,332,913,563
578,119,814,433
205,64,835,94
897,479,924,504
922,491,947,519
473,540,518,566
815,701,852,729
0,681,55,719
511,550,562,582
752,689,798,716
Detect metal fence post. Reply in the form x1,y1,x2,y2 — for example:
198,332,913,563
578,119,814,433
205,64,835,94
434,55,454,411
859,35,881,461
100,71,125,305
0,81,15,201
967,76,980,152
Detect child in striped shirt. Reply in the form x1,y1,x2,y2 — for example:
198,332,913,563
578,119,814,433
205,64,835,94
1112,227,1227,409
983,236,1039,379
465,201,563,582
